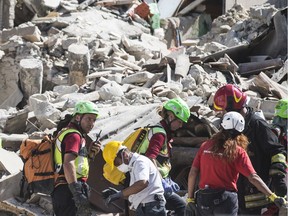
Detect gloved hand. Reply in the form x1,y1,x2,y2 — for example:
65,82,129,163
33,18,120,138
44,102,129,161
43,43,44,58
68,182,90,209
102,187,123,205
185,198,197,216
81,182,90,198
268,193,287,208
162,178,173,194
171,180,180,192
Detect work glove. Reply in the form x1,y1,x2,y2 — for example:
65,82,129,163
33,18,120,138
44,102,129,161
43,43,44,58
81,181,90,198
268,193,287,208
102,187,123,206
185,198,198,216
162,178,173,194
68,182,90,209
162,177,180,193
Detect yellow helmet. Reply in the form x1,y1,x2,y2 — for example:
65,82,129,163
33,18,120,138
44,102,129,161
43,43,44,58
102,141,125,167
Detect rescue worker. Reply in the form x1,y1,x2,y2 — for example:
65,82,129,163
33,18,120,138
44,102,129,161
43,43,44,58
143,97,190,216
51,101,101,216
101,141,166,216
213,84,287,215
185,111,287,216
271,98,288,152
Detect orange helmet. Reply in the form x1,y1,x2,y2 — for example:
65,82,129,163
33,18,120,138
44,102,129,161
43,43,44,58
213,84,247,112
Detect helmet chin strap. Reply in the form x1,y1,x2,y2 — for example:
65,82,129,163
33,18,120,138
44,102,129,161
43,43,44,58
76,114,86,134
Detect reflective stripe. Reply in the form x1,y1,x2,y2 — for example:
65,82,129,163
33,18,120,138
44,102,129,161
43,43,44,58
245,199,270,208
213,102,224,111
271,153,286,164
244,193,270,209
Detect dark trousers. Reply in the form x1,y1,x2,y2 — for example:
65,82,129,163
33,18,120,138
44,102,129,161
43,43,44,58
51,184,77,216
136,200,167,216
196,190,238,216
165,191,186,216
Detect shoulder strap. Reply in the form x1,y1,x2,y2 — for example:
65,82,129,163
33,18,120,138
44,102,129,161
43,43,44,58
148,124,167,142
56,128,82,141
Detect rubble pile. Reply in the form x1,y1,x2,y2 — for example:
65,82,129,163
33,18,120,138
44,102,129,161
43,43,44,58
0,2,286,128
0,0,287,214
198,4,277,48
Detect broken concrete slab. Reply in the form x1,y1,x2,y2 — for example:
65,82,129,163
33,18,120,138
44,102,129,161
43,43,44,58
98,81,124,100
0,172,23,201
175,54,190,78
88,104,161,142
3,110,29,134
0,148,23,175
260,99,278,120
122,71,154,84
0,85,23,110
0,133,28,152
158,0,183,19
122,33,170,61
1,25,41,43
60,8,144,39
249,72,288,99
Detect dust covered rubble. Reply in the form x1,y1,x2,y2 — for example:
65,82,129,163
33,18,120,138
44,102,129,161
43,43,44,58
0,2,287,215
0,3,287,137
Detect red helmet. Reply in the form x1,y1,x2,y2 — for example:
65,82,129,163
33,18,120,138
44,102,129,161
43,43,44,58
213,84,247,112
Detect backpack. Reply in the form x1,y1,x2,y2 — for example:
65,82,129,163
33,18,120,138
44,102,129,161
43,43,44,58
19,135,55,199
103,125,166,185
19,114,74,199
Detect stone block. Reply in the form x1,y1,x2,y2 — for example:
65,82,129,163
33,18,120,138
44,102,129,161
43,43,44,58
68,44,90,86
99,81,124,100
62,37,79,50
260,100,278,120
19,58,43,101
1,26,41,43
122,71,154,84
0,85,23,110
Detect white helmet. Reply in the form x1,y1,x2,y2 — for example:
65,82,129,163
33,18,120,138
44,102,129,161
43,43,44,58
221,111,245,132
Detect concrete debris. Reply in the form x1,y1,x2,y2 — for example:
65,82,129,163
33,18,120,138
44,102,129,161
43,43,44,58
0,148,23,201
0,0,287,215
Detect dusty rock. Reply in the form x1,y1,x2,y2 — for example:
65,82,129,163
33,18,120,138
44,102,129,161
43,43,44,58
68,43,90,86
0,2,287,214
98,81,124,100
19,58,44,101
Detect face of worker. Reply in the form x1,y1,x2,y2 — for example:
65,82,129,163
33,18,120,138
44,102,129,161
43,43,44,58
114,149,127,166
167,111,184,131
76,113,97,133
114,149,130,173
